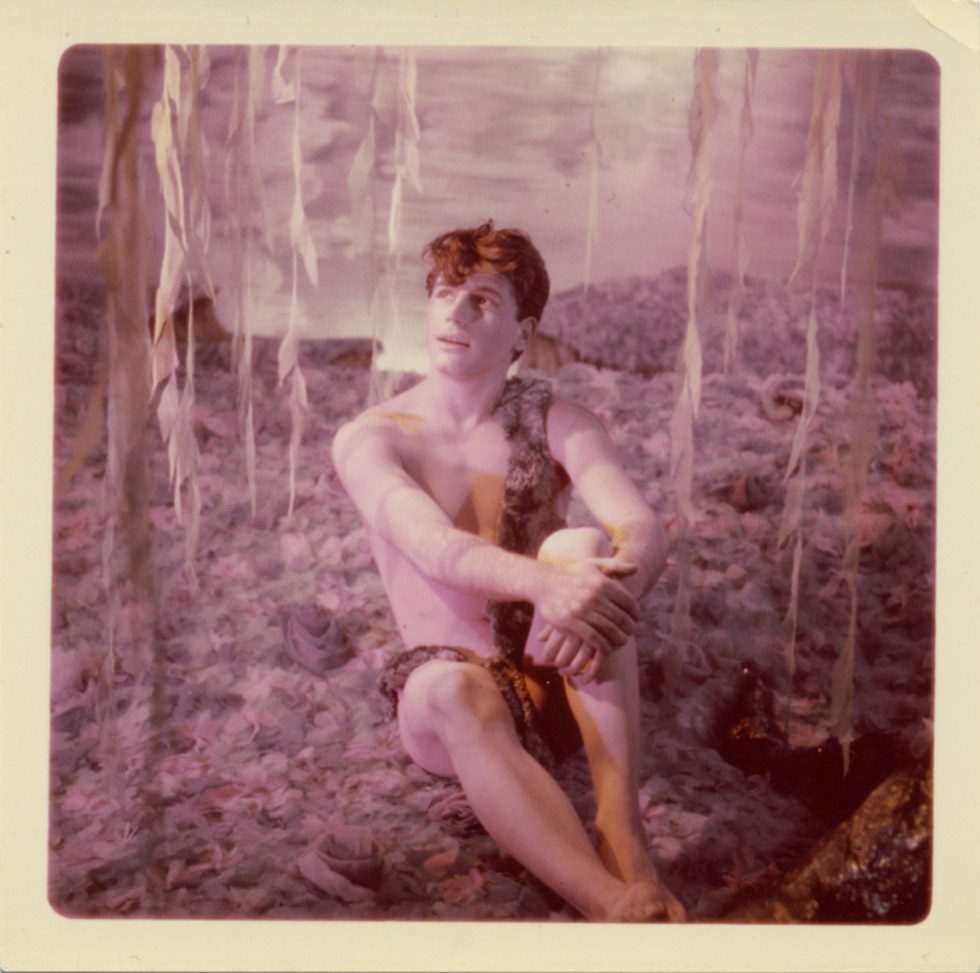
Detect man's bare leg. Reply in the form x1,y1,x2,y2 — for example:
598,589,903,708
564,642,684,919
397,659,668,921
530,528,686,921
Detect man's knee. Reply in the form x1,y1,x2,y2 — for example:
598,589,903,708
538,526,610,564
424,665,511,742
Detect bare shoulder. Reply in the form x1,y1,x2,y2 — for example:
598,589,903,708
331,388,422,478
546,395,604,430
546,395,607,445
545,394,619,477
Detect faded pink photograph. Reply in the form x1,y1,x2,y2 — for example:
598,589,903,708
51,45,936,922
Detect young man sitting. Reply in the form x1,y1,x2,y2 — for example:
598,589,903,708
332,221,686,922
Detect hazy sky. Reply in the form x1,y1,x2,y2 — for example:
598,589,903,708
57,45,939,368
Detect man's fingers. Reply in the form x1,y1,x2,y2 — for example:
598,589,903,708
593,600,637,637
581,609,632,650
598,575,640,620
595,557,639,578
564,617,613,650
556,603,633,652
539,626,565,663
562,646,606,685
569,644,593,673
561,645,596,676
551,634,583,669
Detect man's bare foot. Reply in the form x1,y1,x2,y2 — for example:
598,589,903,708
605,881,687,922
597,822,668,883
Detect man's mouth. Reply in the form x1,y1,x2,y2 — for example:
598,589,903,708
437,335,470,348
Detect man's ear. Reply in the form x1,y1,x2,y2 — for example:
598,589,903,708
515,317,537,354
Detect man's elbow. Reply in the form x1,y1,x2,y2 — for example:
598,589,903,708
330,421,350,466
635,513,670,594
330,421,360,490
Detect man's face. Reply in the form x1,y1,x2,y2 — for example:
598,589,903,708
424,268,531,378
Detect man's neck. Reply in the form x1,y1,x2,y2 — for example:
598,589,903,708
418,369,512,432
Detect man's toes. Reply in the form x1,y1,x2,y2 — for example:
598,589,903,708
607,882,665,922
607,882,687,923
665,894,687,922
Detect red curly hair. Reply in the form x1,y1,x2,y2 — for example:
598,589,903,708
422,220,550,325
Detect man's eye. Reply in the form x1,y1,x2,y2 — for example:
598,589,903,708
472,296,487,309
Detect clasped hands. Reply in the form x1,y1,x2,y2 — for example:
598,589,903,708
534,556,641,686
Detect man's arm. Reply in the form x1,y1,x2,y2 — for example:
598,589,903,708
547,398,669,599
526,399,668,683
331,417,638,652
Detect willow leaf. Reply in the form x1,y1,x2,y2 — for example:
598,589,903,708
784,300,821,478
830,589,857,770
582,51,603,307
347,111,377,219
724,49,758,371
184,45,215,301
397,49,422,193
778,466,806,547
350,50,384,401
781,533,803,678
668,375,695,524
247,46,273,251
272,44,297,104
95,47,154,750
277,48,313,518
149,53,185,397
669,523,693,645
387,174,404,260
388,48,422,259
789,51,843,287
287,366,309,518
668,49,719,645
778,53,841,682
94,49,121,236
834,53,893,764
224,48,260,514
287,51,318,286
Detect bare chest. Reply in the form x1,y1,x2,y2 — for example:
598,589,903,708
399,420,511,540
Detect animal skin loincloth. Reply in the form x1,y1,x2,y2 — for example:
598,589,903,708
484,376,570,663
378,644,557,771
377,376,570,764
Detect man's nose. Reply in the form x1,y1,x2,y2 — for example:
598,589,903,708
447,293,475,325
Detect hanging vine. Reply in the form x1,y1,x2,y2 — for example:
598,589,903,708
149,45,216,584
347,48,385,404
723,48,759,372
224,46,270,516
94,45,154,737
778,51,843,681
272,46,319,519
668,48,720,652
832,53,895,766
380,47,422,393
581,49,604,327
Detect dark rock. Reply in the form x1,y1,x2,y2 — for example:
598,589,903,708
720,761,931,923
714,661,909,824
767,732,908,825
713,660,784,779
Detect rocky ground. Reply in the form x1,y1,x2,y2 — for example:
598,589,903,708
48,269,936,921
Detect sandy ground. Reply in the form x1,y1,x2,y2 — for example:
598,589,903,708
49,270,935,920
